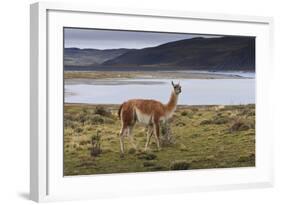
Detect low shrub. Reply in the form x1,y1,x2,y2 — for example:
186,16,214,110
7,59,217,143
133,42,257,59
205,155,215,161
179,143,188,151
64,119,74,128
89,114,104,124
90,130,102,157
79,140,91,146
69,112,87,124
64,112,76,121
212,115,230,124
181,111,188,116
102,148,114,153
200,119,212,125
190,133,200,138
191,108,199,112
200,115,230,125
88,114,115,125
160,122,175,146
68,121,79,130
128,148,136,155
229,118,254,132
207,136,214,141
238,108,255,117
143,161,156,167
94,106,111,117
137,152,157,160
176,121,186,127
170,160,191,170
181,111,193,118
74,127,83,133
149,165,166,171
103,117,115,124
237,153,255,162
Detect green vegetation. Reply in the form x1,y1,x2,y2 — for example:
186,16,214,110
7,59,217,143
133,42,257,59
64,104,255,176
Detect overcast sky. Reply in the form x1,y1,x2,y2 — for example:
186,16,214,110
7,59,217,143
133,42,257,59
64,28,222,49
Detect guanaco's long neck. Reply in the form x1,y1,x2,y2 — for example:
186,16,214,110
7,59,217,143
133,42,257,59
165,90,178,114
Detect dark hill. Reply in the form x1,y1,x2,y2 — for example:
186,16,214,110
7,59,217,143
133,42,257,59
102,36,255,71
64,48,132,66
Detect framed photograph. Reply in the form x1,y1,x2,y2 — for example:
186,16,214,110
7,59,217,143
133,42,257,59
30,2,274,202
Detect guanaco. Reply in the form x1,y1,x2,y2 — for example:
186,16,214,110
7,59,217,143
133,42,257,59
118,81,182,155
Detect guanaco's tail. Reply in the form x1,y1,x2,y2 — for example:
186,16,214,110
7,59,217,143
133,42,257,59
118,103,124,119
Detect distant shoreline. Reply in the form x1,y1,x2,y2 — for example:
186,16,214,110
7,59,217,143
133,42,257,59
64,103,255,109
64,70,255,80
64,65,255,72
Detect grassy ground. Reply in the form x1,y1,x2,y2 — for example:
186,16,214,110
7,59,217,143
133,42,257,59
64,103,255,176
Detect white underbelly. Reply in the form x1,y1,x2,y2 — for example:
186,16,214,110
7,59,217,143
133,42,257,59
135,109,152,125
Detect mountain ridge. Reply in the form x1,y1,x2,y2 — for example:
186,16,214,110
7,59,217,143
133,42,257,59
64,48,132,66
64,36,255,71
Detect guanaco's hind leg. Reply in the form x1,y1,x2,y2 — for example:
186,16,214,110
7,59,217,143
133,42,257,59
119,102,137,156
119,126,126,155
144,125,153,151
127,125,137,150
153,123,161,151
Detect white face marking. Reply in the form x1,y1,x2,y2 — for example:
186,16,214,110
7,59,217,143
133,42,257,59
173,83,182,95
135,108,152,125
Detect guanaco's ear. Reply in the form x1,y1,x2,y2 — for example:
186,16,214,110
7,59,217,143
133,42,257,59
171,81,175,87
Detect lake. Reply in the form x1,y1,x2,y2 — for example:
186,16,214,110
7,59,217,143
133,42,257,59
64,77,255,105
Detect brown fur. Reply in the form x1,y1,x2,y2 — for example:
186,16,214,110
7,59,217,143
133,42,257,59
166,91,178,113
121,99,164,125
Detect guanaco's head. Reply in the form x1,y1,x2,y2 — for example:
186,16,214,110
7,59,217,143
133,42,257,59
171,81,182,95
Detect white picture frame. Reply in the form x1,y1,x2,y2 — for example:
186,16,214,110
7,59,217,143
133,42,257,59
30,1,274,202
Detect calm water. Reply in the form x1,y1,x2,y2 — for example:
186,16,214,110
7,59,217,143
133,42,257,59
65,77,255,105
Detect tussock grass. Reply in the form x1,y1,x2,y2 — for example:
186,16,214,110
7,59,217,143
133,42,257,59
237,153,255,163
94,106,112,117
137,152,157,160
229,117,254,132
170,160,191,170
128,148,137,155
143,161,156,167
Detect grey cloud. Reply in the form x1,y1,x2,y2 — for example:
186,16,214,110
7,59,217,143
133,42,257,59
64,28,221,49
